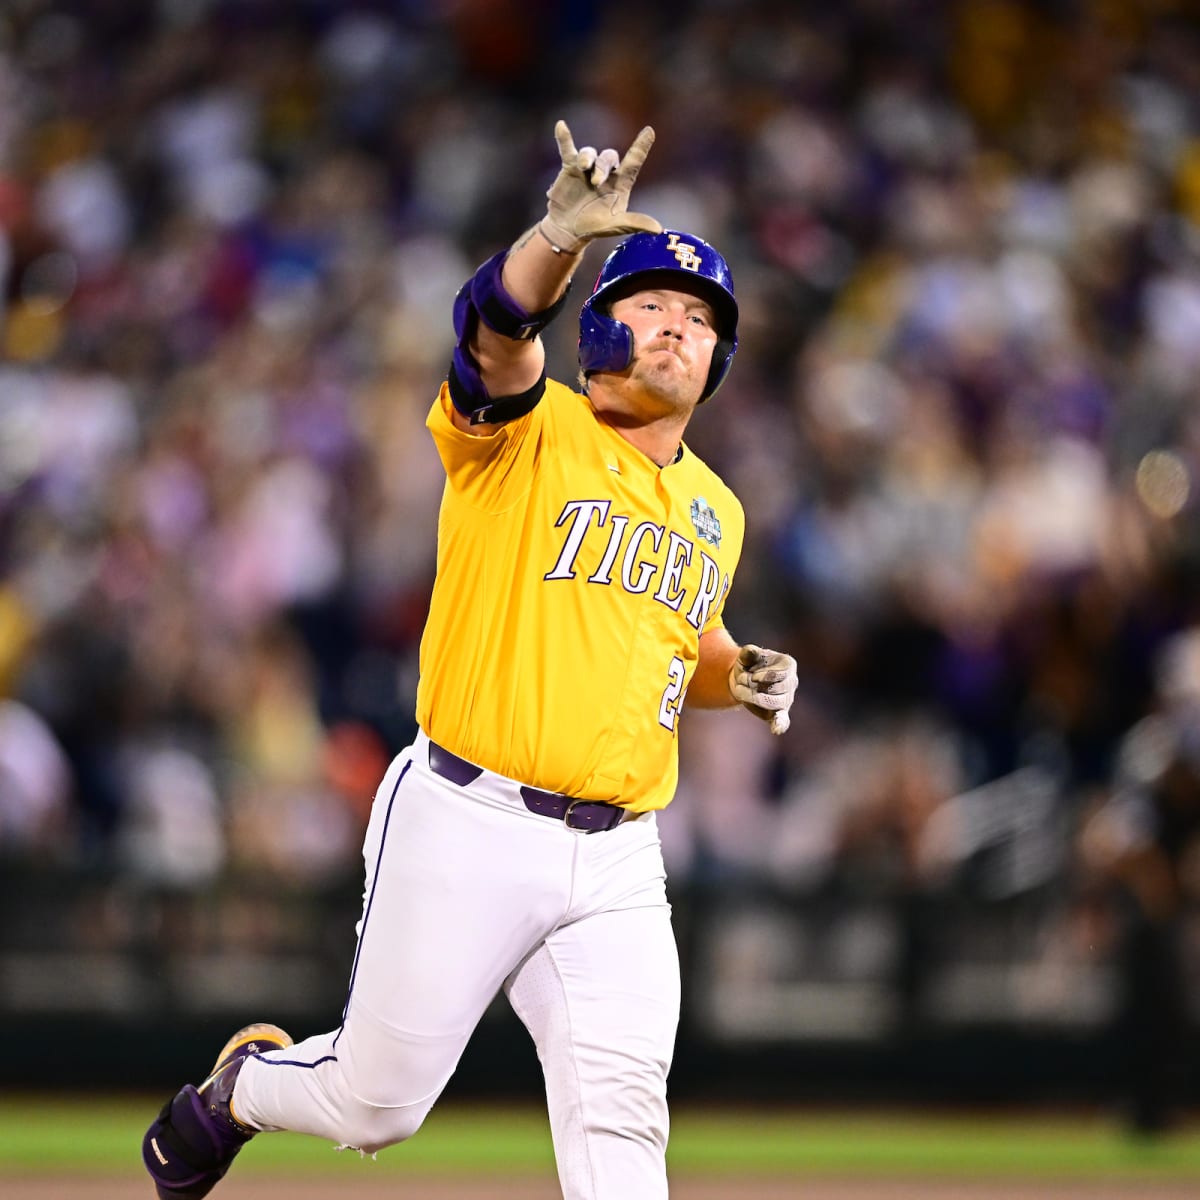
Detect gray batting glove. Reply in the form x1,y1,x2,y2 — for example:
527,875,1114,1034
729,644,798,736
539,120,663,254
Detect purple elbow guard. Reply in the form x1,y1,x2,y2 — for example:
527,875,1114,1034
447,250,568,424
462,250,571,342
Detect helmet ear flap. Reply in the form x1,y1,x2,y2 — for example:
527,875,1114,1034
703,335,736,403
578,301,634,378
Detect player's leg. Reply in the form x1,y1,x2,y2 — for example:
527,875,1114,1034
143,749,438,1197
233,742,579,1152
506,817,680,1200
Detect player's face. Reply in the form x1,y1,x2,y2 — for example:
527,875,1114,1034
608,287,719,412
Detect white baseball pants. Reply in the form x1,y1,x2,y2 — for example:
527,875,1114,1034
234,732,681,1199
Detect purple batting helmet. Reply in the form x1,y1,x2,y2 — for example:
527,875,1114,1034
578,230,738,402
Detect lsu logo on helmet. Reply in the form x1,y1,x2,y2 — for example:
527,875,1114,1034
666,233,701,272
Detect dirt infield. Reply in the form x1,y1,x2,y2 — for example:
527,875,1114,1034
7,1177,1200,1199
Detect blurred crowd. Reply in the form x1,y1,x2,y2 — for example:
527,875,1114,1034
3,0,1200,1106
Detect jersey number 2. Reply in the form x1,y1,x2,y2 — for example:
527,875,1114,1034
658,656,687,732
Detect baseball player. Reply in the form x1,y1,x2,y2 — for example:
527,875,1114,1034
142,119,798,1200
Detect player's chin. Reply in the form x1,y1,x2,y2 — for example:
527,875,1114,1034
641,376,699,413
640,357,696,393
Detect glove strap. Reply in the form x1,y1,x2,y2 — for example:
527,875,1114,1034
537,218,585,256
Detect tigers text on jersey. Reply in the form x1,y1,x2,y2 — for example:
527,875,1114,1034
417,378,745,812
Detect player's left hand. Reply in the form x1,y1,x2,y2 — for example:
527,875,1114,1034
728,644,798,735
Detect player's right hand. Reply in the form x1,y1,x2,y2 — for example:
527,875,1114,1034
729,644,798,736
539,120,663,255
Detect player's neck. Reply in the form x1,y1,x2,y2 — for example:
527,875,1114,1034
590,385,692,468
600,410,687,468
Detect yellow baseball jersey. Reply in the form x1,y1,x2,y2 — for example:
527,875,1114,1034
416,377,745,812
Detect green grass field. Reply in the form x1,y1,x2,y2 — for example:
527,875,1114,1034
1,1099,1198,1179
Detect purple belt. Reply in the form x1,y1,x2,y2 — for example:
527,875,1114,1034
427,740,629,833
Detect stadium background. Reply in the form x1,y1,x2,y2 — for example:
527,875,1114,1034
1,0,1199,1191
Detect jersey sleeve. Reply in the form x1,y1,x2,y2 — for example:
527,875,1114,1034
426,380,543,512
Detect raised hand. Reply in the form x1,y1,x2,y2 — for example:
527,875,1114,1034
539,120,663,254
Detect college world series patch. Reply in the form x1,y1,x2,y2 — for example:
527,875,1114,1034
690,497,722,547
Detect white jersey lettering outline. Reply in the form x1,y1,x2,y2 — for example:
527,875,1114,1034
545,500,725,628
653,530,693,612
543,499,612,581
621,520,665,594
684,552,721,631
587,514,630,585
